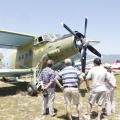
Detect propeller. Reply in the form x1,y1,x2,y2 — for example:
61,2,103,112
61,17,101,74
84,17,87,37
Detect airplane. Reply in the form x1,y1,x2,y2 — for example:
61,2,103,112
74,58,94,68
109,60,120,72
0,17,101,96
85,59,120,73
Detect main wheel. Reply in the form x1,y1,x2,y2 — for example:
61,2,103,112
2,77,7,82
27,82,37,96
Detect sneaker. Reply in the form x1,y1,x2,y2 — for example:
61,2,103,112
51,113,57,117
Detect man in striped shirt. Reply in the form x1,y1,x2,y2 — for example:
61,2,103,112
55,58,84,120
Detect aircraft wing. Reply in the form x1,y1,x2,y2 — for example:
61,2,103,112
0,30,37,49
0,69,33,77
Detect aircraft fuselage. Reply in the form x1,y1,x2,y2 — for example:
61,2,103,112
3,35,78,70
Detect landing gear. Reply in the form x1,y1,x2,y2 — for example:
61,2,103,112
27,82,37,96
2,77,7,82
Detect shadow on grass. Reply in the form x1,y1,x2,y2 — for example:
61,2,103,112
57,114,68,120
80,88,87,97
90,111,105,119
0,80,88,97
0,81,29,96
57,115,81,120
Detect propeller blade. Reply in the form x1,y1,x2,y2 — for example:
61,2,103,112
87,45,101,57
81,47,87,73
61,22,82,42
84,17,88,37
87,40,100,45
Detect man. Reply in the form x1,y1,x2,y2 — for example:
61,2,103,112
104,63,116,115
55,58,84,120
85,58,116,120
40,59,56,117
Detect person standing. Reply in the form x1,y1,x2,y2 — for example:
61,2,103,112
104,63,116,115
40,59,56,117
85,58,116,120
55,58,84,120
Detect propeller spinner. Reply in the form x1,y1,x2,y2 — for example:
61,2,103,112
61,17,101,74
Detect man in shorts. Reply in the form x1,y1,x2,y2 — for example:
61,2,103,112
55,58,84,120
85,58,115,120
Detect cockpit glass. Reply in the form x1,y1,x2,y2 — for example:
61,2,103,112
42,35,51,41
42,33,61,41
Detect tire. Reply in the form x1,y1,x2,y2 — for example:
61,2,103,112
2,77,7,82
27,82,37,96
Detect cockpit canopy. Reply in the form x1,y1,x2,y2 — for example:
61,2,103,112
34,33,61,46
42,33,61,41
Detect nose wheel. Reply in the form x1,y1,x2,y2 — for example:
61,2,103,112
27,82,37,96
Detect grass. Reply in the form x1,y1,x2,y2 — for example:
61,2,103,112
0,73,120,120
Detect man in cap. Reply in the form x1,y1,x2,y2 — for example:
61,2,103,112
55,58,84,120
104,63,116,115
40,59,56,117
85,58,116,120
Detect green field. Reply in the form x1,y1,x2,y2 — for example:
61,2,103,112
0,73,120,120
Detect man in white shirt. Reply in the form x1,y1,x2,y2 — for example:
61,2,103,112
85,58,115,120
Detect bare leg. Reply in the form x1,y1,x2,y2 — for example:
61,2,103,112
97,105,102,120
87,102,92,119
66,105,72,120
76,103,82,118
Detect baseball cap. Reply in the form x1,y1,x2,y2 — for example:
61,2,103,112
64,58,72,65
93,57,101,65
104,63,111,68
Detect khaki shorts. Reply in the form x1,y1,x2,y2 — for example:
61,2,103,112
63,87,80,105
88,90,106,106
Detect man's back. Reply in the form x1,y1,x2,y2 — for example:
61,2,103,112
57,66,82,87
40,67,55,88
86,66,107,92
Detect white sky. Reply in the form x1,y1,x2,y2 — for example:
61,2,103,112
0,0,120,56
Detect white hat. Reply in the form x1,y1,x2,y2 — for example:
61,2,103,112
64,58,72,65
104,63,111,68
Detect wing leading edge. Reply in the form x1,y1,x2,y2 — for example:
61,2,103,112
0,30,37,49
0,69,33,77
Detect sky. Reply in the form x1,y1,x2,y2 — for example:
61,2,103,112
0,0,120,56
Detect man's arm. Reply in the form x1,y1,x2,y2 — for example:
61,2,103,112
105,78,116,89
45,81,54,90
54,78,64,91
40,80,54,90
85,77,90,91
79,78,84,86
40,80,44,89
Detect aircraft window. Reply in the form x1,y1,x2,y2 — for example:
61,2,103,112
43,35,51,41
42,34,61,41
29,51,33,56
55,34,61,38
38,36,43,42
22,55,24,59
49,33,61,40
25,53,28,58
19,56,21,61
49,34,56,39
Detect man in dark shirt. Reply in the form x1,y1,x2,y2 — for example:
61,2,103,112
40,59,56,117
